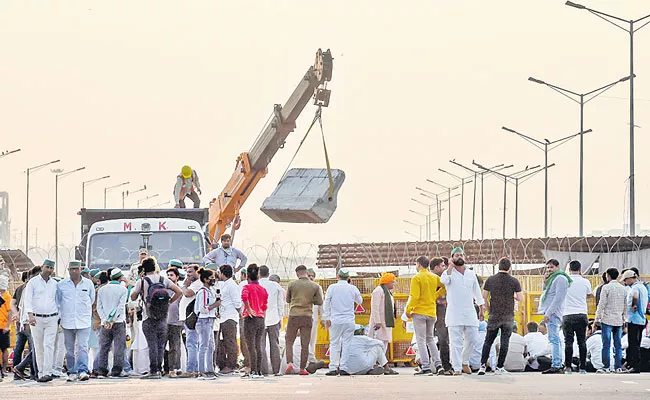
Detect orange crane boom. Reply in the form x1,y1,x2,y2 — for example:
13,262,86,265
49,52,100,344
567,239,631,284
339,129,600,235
207,49,333,244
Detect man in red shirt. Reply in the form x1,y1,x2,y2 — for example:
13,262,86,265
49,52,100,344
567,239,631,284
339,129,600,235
241,264,268,379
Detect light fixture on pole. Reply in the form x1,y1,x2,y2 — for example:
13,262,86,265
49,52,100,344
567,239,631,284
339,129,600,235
565,1,650,235
25,159,61,254
437,169,473,240
404,220,424,241
510,164,556,238
104,181,130,208
502,126,592,237
122,185,147,209
137,194,160,208
0,149,21,159
448,160,513,239
150,200,172,209
410,198,434,240
54,166,86,273
528,74,632,236
82,175,110,208
415,186,443,240
426,179,459,241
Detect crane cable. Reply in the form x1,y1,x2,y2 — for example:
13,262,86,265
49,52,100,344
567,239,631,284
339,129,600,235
280,106,335,201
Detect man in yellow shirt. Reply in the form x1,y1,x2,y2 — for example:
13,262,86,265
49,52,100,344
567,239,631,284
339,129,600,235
406,256,446,376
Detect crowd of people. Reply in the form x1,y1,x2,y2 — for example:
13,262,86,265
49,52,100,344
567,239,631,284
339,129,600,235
0,239,649,383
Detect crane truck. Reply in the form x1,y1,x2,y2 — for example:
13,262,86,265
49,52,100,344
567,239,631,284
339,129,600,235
76,49,334,271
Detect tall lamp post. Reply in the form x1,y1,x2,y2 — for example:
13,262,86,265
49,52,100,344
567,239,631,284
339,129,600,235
150,201,172,209
404,220,424,241
502,126,592,237
411,198,433,240
82,175,110,208
528,74,632,236
54,167,86,272
510,164,556,238
122,186,147,209
448,161,512,239
438,169,473,240
415,187,443,240
26,159,61,254
565,1,650,236
427,180,459,240
137,194,159,209
104,182,130,208
0,149,20,159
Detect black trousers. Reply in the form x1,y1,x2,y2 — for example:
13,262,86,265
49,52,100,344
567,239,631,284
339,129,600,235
627,323,645,372
562,314,588,370
243,317,265,374
481,322,512,369
142,318,168,374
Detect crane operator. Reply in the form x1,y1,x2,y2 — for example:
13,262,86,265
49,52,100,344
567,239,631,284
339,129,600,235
173,165,202,208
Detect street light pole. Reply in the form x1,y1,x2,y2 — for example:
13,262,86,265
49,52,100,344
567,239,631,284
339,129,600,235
25,159,61,254
150,201,172,209
82,175,110,208
404,220,424,241
54,167,86,273
416,187,443,240
137,194,160,209
528,74,632,236
502,126,591,237
438,169,473,240
122,185,147,209
511,164,556,238
103,181,130,208
448,160,512,239
566,1,650,235
0,149,20,159
427,179,455,241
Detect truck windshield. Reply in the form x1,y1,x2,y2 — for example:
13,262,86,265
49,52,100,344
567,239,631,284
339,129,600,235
89,231,204,270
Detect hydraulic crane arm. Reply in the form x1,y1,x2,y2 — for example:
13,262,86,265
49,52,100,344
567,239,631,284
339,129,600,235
207,49,333,244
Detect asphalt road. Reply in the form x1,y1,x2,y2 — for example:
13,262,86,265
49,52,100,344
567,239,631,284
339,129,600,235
2,368,650,399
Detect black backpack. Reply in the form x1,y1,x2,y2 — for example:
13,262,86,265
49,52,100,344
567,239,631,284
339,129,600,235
185,299,197,330
142,276,170,320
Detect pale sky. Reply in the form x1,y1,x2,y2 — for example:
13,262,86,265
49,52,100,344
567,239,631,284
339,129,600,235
1,1,649,259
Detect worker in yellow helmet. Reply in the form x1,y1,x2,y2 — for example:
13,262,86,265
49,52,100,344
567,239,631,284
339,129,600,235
174,165,202,208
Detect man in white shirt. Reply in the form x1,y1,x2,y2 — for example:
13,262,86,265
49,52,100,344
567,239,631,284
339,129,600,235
217,264,242,374
322,269,363,376
23,259,59,382
259,265,284,376
178,264,203,377
524,321,551,371
56,260,95,382
562,260,592,373
96,269,128,377
440,247,485,375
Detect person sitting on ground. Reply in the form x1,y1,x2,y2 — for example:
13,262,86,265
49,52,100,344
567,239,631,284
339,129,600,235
344,325,399,375
524,321,552,372
500,322,527,372
585,322,605,373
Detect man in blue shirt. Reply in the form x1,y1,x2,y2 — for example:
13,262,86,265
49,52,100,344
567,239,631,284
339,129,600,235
621,269,649,374
56,260,95,382
202,234,247,273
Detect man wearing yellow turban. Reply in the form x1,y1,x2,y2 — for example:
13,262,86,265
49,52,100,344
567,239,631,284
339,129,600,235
369,273,397,359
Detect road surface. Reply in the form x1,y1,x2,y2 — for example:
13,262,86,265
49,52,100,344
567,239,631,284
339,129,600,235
2,368,650,399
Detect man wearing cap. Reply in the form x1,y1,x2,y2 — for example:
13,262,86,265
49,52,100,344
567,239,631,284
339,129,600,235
56,260,96,382
406,256,445,375
96,269,129,377
369,272,397,353
202,234,248,273
441,247,485,375
164,261,184,377
621,269,649,374
23,259,59,382
323,269,363,376
285,265,323,375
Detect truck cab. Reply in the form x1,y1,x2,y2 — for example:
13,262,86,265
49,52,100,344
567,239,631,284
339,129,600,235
77,209,210,272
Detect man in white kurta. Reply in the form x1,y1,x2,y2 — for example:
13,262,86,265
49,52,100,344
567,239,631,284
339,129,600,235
346,330,391,375
440,247,485,375
322,269,363,376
